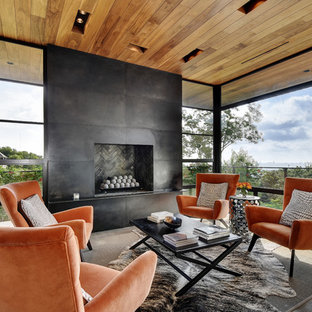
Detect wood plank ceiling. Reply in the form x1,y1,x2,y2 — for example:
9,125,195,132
1,0,312,107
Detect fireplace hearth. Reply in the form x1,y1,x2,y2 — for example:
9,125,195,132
94,143,153,195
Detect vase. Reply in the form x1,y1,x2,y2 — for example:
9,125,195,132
238,189,248,196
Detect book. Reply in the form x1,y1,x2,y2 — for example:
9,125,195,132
148,211,174,223
163,232,198,248
151,211,174,218
193,224,230,241
164,240,199,250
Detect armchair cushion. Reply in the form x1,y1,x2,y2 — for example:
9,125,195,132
197,182,228,208
21,194,57,227
280,189,312,226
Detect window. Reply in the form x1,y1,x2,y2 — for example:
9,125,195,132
182,81,213,190
222,86,312,209
0,80,44,221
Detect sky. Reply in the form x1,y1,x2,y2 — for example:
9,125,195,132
222,87,312,166
0,81,44,156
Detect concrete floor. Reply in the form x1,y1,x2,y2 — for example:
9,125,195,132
82,226,312,312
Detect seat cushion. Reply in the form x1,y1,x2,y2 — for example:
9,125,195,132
251,222,291,247
197,182,228,208
181,205,214,219
20,194,58,227
280,189,312,226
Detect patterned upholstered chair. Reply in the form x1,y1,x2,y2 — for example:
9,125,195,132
0,226,157,312
176,173,240,227
246,177,312,277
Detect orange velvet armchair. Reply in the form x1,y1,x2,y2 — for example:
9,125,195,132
176,173,240,226
246,177,312,277
0,226,157,312
0,180,93,250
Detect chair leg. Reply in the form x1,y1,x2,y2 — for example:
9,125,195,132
87,240,93,251
248,234,260,252
80,250,85,262
289,250,295,278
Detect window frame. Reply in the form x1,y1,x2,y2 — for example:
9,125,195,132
182,105,214,188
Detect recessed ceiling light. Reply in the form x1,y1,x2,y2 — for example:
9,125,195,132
128,43,147,54
182,49,203,63
72,9,90,34
238,0,267,14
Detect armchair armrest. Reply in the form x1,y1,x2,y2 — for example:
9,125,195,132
84,251,157,312
49,219,87,249
176,195,197,213
290,219,312,250
213,199,229,219
53,206,93,224
245,205,282,229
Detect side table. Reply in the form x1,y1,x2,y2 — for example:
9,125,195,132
229,195,260,240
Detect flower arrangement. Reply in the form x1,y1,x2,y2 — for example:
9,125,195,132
236,182,252,196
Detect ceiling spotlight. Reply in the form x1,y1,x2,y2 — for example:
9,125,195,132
72,9,90,34
238,0,267,14
182,49,203,63
128,43,147,54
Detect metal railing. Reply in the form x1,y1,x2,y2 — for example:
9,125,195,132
182,165,312,209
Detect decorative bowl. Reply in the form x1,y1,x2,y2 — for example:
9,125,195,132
163,216,182,229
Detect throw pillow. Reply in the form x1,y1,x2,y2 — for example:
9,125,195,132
20,194,58,227
197,182,228,208
82,287,93,304
279,189,312,226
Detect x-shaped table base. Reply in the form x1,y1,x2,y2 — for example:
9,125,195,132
130,235,242,296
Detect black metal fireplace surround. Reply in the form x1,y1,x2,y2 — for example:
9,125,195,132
46,45,182,231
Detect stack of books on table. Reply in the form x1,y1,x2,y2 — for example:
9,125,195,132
147,211,174,223
193,224,230,242
163,232,198,249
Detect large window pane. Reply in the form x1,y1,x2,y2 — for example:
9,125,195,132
0,81,43,122
182,107,212,135
0,164,43,221
182,134,212,160
0,123,43,157
183,162,212,186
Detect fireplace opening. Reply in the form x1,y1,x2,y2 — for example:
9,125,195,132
94,143,153,195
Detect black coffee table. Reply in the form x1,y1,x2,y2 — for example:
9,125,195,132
130,215,242,296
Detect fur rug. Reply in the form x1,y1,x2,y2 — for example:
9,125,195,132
108,238,296,312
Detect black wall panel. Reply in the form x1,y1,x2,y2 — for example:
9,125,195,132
45,45,182,231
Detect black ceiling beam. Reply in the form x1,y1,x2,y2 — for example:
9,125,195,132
182,78,215,87
0,36,44,50
0,77,43,87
